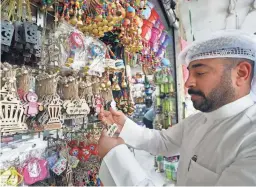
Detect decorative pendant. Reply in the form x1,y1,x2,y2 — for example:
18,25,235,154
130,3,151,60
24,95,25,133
0,83,28,136
43,95,63,130
23,91,43,117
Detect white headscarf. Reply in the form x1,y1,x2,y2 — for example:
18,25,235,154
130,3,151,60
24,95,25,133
178,30,256,101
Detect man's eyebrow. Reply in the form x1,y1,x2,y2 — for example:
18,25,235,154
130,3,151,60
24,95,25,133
187,63,207,70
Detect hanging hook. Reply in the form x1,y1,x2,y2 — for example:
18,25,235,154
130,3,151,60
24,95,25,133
228,0,237,14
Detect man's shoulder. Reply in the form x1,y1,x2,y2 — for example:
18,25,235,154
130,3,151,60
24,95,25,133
244,103,256,123
181,112,204,122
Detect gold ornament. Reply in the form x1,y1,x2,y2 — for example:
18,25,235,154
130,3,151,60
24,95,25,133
103,19,108,25
121,81,127,88
107,15,113,21
101,83,106,88
69,16,78,25
92,23,97,29
106,81,112,87
93,29,99,34
114,84,121,91
95,15,103,22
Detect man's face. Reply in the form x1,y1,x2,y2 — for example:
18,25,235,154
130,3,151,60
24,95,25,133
185,58,236,112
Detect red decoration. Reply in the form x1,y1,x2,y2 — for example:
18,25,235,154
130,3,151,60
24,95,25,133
86,144,98,155
148,9,159,24
68,140,78,147
141,19,153,41
69,147,80,157
78,148,91,161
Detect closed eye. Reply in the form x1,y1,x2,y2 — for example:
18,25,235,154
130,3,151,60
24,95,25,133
196,72,206,76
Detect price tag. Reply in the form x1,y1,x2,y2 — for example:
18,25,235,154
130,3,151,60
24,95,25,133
107,123,118,137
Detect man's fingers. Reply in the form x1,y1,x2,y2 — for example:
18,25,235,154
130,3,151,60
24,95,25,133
100,107,105,113
98,113,104,120
100,129,108,138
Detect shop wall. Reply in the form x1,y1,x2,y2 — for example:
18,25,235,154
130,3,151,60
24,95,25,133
177,0,256,43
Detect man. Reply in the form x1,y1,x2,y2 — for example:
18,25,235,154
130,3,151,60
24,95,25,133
98,30,256,186
143,107,155,129
143,91,156,129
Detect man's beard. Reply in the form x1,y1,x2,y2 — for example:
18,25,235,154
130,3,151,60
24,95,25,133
188,73,236,113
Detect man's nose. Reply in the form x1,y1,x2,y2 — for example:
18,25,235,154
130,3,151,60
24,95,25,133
185,75,196,88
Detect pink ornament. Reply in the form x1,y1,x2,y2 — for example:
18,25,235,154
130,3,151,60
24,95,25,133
149,27,160,44
152,41,159,53
69,32,84,48
23,92,41,117
95,96,103,114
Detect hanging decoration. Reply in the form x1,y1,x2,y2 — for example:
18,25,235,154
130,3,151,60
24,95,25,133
0,63,28,136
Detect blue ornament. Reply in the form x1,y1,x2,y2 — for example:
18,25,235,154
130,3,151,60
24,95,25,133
127,6,135,13
141,1,154,19
161,58,170,66
90,44,104,58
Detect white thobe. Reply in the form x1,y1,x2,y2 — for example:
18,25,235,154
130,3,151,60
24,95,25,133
99,95,256,186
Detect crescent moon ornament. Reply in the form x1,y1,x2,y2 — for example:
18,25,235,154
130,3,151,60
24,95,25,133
27,30,33,36
2,31,8,38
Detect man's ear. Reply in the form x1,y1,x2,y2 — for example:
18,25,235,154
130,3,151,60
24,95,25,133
235,61,252,86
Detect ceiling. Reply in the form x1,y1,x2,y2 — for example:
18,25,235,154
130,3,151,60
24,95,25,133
177,0,256,43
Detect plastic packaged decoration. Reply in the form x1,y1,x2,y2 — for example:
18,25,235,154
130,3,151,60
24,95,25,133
0,167,23,186
87,38,107,77
22,158,48,185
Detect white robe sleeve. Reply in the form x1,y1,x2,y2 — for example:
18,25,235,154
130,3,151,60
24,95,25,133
99,144,155,186
119,118,185,156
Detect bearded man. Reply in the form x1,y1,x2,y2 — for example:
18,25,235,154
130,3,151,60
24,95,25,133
98,30,256,186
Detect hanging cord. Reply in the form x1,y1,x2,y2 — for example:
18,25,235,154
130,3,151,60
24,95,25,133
17,0,23,22
238,0,256,29
1,0,10,19
225,0,239,29
26,0,32,22
54,0,57,31
0,0,9,10
8,0,16,21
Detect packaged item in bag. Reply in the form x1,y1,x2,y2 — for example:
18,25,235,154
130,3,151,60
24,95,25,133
23,158,48,185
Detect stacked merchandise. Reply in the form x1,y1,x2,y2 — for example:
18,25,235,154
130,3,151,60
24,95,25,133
130,73,154,126
154,155,179,184
130,73,147,126
154,67,176,130
152,60,179,185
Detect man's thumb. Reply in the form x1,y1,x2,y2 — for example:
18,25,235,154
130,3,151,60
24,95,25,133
110,107,121,116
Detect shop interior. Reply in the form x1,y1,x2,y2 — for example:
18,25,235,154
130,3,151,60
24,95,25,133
1,0,255,186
